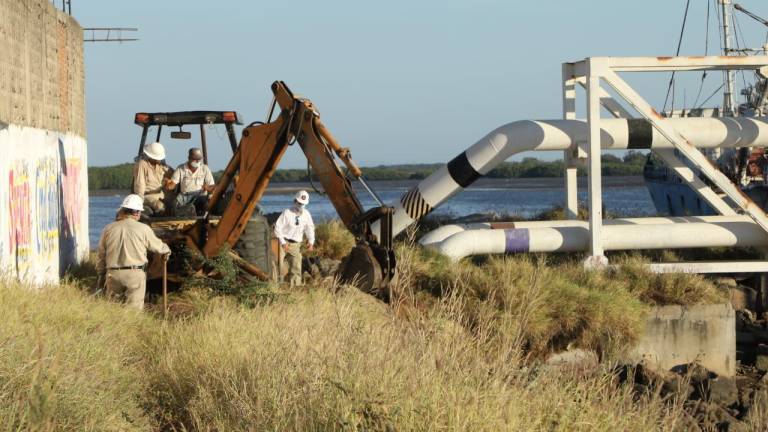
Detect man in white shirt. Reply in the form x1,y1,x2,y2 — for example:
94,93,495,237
167,148,215,215
274,190,315,286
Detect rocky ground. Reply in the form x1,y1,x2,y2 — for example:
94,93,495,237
624,278,768,431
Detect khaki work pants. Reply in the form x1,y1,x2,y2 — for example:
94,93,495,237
282,242,303,287
106,269,147,310
143,193,166,216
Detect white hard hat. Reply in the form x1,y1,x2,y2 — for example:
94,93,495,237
120,194,144,212
294,190,309,205
143,142,166,160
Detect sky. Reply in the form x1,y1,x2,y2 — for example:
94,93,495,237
73,0,768,170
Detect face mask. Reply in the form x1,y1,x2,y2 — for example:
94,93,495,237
190,161,200,169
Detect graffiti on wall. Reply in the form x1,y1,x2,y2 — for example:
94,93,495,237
0,126,89,284
8,160,32,274
61,157,83,236
36,156,60,259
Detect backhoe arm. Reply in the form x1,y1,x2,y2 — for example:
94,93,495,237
187,81,395,298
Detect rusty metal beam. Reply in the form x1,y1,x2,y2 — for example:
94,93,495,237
570,55,768,77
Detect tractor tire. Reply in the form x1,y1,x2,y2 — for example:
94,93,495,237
234,215,273,279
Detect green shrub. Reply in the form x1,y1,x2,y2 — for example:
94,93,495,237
314,220,355,260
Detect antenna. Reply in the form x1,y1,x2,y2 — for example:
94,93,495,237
83,28,139,43
721,0,737,116
49,0,72,14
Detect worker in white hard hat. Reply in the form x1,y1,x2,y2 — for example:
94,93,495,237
132,141,173,216
166,147,215,215
273,190,315,286
95,194,171,310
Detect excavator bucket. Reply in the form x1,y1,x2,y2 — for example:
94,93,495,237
337,206,396,301
338,243,395,302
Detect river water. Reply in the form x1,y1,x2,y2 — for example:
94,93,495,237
88,176,658,247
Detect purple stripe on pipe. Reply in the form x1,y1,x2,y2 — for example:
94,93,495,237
504,228,530,253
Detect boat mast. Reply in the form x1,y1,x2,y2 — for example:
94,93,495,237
721,0,737,116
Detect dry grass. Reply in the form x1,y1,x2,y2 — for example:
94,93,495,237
0,222,734,431
1,281,686,431
0,280,154,431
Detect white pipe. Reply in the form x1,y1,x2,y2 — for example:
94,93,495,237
375,116,768,237
419,215,754,246
436,220,768,261
419,223,491,246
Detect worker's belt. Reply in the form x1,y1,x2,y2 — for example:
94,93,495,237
108,265,146,271
285,239,298,243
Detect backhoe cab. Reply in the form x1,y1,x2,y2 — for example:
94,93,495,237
136,83,396,300
134,110,242,166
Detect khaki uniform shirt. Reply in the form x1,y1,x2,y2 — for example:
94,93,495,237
96,218,171,275
171,163,215,193
133,159,172,196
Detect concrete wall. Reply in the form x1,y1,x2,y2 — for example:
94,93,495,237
0,0,88,283
630,304,736,377
0,0,85,136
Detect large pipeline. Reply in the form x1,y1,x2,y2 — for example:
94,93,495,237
373,116,768,237
419,215,754,246
433,218,768,261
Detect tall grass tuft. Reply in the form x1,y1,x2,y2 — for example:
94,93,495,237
314,219,355,260
391,241,727,360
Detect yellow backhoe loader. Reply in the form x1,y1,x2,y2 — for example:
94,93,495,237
135,82,395,300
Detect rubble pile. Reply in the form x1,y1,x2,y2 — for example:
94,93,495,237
618,363,767,430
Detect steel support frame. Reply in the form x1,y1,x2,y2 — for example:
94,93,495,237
562,63,579,220
646,261,768,274
572,77,736,216
564,55,768,268
585,58,608,267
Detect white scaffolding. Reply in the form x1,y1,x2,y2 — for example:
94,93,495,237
562,55,768,272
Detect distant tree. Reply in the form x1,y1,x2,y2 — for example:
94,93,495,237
601,154,622,164
88,155,647,190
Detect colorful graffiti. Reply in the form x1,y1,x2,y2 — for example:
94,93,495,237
61,157,83,236
36,156,60,258
0,127,88,283
8,160,32,273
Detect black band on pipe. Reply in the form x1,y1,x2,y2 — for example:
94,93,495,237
401,187,432,220
627,119,653,149
447,152,481,188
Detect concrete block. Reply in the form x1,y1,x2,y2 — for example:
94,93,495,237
629,304,736,377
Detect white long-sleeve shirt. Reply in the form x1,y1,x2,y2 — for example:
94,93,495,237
274,206,315,246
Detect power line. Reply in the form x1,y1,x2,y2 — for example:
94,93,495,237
663,0,692,114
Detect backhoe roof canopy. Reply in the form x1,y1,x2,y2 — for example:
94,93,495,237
134,111,243,126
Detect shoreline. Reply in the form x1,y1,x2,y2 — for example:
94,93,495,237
89,175,647,196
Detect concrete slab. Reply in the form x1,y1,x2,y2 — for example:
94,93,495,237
629,304,736,377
